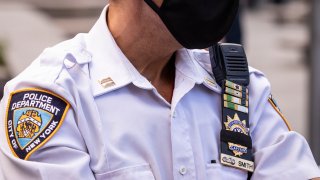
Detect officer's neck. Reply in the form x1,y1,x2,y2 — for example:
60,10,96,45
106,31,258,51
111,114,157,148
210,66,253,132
107,2,181,102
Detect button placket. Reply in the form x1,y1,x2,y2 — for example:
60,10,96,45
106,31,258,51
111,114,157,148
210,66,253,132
171,107,196,179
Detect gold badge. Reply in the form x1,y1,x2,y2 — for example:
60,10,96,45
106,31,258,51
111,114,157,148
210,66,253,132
224,113,249,135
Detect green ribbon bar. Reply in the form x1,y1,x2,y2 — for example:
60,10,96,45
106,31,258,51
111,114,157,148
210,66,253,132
223,94,248,107
225,80,248,94
225,87,243,98
224,101,249,114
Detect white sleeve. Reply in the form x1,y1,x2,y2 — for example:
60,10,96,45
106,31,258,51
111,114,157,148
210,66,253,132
249,72,320,180
0,86,95,180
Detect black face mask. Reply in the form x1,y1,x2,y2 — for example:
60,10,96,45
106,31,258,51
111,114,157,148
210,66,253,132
144,0,239,49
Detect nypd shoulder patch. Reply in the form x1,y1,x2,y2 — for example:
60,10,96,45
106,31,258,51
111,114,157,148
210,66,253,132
5,88,70,160
268,94,292,131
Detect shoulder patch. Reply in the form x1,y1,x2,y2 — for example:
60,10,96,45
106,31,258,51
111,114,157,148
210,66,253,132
268,94,292,131
5,88,70,160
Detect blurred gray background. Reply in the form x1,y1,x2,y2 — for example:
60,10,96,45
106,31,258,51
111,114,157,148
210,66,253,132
0,0,319,163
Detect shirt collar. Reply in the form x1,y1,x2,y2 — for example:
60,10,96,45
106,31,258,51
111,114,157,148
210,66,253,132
85,6,154,97
85,6,221,97
176,49,221,93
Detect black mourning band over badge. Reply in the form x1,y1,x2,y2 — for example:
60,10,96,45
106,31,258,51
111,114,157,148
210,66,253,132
5,88,69,160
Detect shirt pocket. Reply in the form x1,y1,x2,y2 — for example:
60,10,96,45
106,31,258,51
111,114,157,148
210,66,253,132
94,164,155,180
206,163,248,180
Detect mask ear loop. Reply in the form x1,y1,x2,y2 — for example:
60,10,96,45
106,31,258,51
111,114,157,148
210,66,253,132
144,0,161,14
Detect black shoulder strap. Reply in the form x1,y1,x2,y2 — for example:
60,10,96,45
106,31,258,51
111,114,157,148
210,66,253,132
209,43,254,179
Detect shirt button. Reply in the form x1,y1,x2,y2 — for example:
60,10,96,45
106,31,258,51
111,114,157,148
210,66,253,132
179,166,187,175
172,112,176,118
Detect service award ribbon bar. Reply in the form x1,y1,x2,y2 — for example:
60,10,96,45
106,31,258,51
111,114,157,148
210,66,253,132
223,94,249,107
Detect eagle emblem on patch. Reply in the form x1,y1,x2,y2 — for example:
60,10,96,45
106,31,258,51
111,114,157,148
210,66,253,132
5,88,69,160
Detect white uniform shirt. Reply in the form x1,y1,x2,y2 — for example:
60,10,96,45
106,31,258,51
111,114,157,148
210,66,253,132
0,6,319,180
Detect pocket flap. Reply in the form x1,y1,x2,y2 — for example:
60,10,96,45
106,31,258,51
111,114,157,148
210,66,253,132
95,164,155,180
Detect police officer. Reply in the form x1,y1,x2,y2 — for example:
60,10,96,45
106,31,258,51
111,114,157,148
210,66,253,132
0,0,319,179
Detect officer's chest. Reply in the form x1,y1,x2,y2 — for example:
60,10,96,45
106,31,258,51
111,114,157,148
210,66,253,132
84,83,248,179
